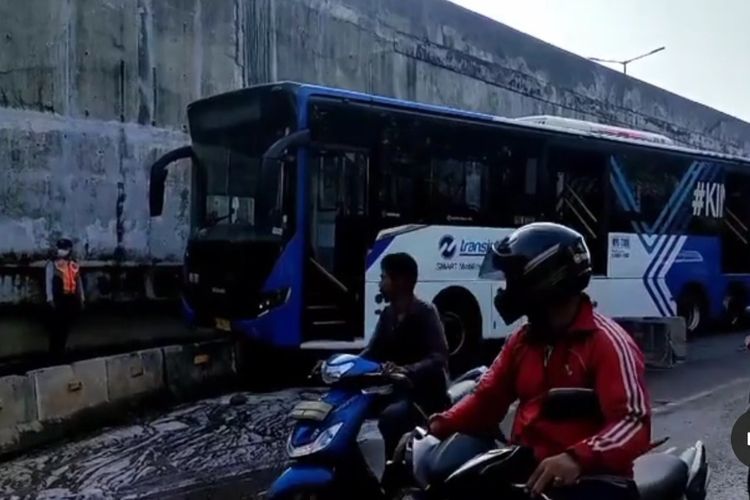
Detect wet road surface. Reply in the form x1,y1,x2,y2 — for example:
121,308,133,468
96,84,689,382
1,333,748,499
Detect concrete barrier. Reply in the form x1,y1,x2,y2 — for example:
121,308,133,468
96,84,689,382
106,348,164,402
30,358,109,421
0,376,36,429
163,340,237,398
664,316,687,361
0,339,238,458
615,317,687,368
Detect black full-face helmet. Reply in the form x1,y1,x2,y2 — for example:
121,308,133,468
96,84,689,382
479,222,592,325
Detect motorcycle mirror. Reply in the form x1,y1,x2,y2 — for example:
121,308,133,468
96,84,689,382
541,387,603,422
413,427,428,439
308,360,324,380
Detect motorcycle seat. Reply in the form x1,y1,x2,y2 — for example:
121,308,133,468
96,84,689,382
633,453,688,500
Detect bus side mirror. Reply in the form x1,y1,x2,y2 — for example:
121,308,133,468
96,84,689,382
150,169,168,217
148,146,194,217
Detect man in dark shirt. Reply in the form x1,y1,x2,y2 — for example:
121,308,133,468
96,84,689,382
361,252,450,458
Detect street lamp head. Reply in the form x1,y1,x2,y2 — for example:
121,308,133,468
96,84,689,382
589,46,666,74
645,46,666,56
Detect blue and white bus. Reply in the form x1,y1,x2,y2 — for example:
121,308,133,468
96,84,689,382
149,82,750,369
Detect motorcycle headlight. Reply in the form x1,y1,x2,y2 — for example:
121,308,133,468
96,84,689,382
287,422,344,458
321,361,354,385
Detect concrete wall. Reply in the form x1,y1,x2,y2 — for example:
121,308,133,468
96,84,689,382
1,0,749,306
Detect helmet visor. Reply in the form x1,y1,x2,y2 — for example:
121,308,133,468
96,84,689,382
479,245,525,282
478,248,506,281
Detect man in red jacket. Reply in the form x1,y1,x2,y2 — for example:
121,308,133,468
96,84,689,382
428,223,650,499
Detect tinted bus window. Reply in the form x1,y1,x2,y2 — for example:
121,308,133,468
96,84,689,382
722,168,750,273
430,158,489,224
609,151,682,234
486,142,545,228
546,146,607,274
610,152,721,236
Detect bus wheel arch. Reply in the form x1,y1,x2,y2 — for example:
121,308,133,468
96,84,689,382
723,281,748,330
433,287,482,376
676,283,709,337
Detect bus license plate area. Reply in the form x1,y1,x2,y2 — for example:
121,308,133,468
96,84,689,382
215,318,231,331
290,400,333,422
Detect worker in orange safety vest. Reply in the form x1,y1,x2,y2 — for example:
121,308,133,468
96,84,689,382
44,238,86,357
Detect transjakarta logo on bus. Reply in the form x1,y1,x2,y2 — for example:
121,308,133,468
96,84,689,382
439,235,492,260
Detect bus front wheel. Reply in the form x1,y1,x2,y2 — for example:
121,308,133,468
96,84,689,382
434,291,482,377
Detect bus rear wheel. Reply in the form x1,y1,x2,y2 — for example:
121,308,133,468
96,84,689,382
677,287,708,338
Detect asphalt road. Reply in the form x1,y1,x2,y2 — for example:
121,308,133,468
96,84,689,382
647,332,750,500
0,333,748,499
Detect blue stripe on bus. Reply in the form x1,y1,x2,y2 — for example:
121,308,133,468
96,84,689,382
365,236,395,271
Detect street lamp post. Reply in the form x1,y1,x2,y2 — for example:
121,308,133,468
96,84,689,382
589,46,666,75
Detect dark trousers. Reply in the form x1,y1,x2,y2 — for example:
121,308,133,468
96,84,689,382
47,296,80,357
378,397,422,460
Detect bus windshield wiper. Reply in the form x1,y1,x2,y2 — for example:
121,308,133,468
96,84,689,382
202,213,232,228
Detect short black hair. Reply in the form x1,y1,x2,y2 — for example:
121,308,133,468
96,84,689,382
381,253,418,288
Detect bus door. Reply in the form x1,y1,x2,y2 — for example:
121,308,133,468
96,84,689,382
306,149,370,342
546,146,609,275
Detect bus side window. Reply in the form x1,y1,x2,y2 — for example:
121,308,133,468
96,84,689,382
547,147,607,275
430,158,488,224
722,168,750,273
609,152,688,235
485,143,543,228
379,153,428,222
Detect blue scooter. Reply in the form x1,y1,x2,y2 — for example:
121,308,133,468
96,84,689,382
266,353,486,500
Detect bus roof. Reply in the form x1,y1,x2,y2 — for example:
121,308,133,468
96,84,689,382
193,81,750,165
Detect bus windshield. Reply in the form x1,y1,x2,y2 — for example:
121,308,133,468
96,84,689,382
188,89,296,241
194,143,264,229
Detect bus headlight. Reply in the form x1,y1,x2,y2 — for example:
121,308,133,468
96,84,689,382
257,287,291,316
287,422,344,458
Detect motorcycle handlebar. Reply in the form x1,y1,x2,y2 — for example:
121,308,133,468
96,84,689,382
385,370,414,389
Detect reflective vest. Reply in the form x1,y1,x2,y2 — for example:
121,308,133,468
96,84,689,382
54,260,80,295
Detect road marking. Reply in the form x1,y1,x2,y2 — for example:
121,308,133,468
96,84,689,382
652,377,750,415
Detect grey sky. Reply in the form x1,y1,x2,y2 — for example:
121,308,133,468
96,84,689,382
450,0,750,123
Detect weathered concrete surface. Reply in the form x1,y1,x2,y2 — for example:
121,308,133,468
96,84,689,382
0,339,239,460
2,0,750,307
30,358,109,422
0,307,203,361
616,316,687,367
0,376,36,428
105,348,164,402
162,340,237,399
